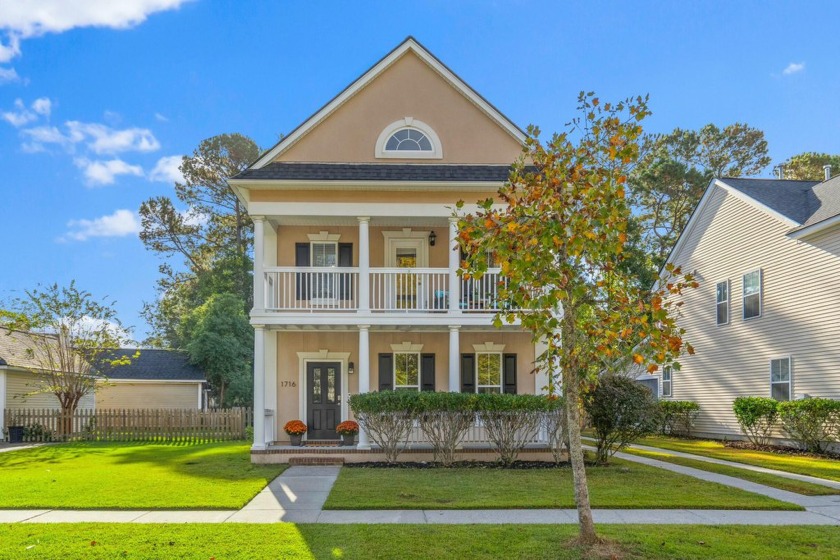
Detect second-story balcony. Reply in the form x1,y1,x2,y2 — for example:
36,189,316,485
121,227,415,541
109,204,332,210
263,267,508,313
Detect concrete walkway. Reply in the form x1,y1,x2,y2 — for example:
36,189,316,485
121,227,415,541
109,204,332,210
2,457,840,525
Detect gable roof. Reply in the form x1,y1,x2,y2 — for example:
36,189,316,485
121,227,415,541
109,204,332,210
235,162,518,182
96,349,206,381
246,37,526,171
721,178,820,224
0,329,52,370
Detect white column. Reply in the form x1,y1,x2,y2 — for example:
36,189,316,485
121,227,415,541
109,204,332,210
357,325,371,449
253,325,266,450
252,216,266,313
358,217,370,313
534,338,550,395
448,217,460,313
264,329,277,444
449,326,460,392
0,370,6,441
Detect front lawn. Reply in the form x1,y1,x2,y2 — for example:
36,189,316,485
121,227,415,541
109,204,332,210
0,442,284,509
624,447,839,496
640,436,840,482
323,458,799,510
1,524,839,559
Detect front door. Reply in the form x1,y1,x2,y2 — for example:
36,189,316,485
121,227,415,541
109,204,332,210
306,362,341,440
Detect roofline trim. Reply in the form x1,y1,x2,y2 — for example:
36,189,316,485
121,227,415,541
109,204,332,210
788,212,840,240
229,178,507,190
249,37,527,169
100,379,206,384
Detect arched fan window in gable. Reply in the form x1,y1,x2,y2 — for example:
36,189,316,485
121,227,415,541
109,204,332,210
375,118,442,159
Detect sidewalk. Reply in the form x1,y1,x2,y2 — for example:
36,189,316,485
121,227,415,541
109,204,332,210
2,458,839,525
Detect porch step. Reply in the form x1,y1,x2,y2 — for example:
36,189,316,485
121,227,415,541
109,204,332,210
289,456,345,466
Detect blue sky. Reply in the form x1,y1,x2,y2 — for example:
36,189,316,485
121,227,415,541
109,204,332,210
1,1,838,341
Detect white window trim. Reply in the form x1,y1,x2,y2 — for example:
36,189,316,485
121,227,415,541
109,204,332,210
742,268,763,320
770,356,792,402
394,351,421,391
661,366,672,398
716,279,730,326
476,352,503,394
375,118,443,159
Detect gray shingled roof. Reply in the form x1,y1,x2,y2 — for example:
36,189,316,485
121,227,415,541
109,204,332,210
234,163,517,182
96,349,206,381
721,177,821,224
800,175,840,227
0,328,61,371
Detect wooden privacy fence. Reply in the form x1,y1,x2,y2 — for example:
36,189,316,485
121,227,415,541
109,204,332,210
3,408,253,443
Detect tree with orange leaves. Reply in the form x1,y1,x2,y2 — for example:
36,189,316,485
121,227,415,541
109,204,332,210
455,92,697,545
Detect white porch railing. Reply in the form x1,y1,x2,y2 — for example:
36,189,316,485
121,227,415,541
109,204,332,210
263,267,510,313
404,421,548,446
264,267,359,311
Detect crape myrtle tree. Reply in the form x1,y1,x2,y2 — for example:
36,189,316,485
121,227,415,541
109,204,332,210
456,93,697,544
1,282,135,435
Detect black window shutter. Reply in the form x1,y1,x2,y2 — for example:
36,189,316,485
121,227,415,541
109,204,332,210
295,243,310,300
461,353,475,393
421,354,435,392
503,353,517,394
338,243,353,300
378,353,394,391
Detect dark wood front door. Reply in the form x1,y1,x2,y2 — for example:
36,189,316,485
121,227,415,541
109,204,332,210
306,362,341,440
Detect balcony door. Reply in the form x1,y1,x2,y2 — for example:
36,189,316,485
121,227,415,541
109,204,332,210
385,235,428,310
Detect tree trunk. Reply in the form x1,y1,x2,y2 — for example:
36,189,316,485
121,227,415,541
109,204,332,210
219,382,226,409
564,369,598,544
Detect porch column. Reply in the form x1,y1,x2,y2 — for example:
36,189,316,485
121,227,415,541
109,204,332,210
358,217,370,313
0,370,6,441
264,328,277,444
534,338,550,395
448,217,461,313
449,326,460,391
357,325,371,449
253,324,267,450
252,216,266,313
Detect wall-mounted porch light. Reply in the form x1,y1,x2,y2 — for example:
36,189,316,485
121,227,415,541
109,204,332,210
348,362,355,375
429,230,437,246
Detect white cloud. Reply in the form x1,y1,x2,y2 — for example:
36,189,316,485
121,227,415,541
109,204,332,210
154,112,169,122
74,157,144,186
66,121,160,154
0,1,189,65
782,62,805,75
181,208,208,227
61,209,141,242
0,66,19,83
2,97,51,127
149,154,184,183
73,316,134,345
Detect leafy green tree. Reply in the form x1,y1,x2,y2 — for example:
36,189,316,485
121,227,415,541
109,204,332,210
183,293,253,407
456,93,697,544
780,152,840,181
139,133,260,347
1,282,134,433
630,123,771,275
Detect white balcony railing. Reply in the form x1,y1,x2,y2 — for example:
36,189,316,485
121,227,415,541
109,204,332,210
263,267,509,313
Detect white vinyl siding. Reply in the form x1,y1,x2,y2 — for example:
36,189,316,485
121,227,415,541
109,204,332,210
4,370,95,411
743,269,762,319
715,280,729,325
770,358,791,402
95,382,202,409
658,185,840,439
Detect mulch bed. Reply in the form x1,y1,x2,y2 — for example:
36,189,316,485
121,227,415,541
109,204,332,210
344,460,622,470
723,439,840,460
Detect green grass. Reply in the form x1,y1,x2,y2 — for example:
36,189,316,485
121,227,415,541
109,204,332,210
1,524,839,559
639,435,840,482
323,457,800,510
0,442,284,509
624,447,840,496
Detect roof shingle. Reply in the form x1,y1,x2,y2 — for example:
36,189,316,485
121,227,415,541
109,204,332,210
234,163,517,182
96,349,206,381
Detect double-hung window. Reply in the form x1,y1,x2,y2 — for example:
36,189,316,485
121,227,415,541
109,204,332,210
743,269,762,319
311,242,338,301
394,352,420,391
476,353,503,394
716,280,729,325
771,357,791,401
662,366,672,397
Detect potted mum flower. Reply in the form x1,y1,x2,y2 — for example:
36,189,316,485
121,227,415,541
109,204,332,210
336,420,359,446
283,420,307,446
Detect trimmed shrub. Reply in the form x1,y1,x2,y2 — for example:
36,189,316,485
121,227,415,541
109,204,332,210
778,398,840,454
475,394,549,466
416,392,478,466
658,401,701,437
585,375,659,464
542,396,567,464
732,397,779,447
349,391,421,463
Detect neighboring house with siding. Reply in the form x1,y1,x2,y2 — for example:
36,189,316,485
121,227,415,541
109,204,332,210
232,37,551,453
95,349,207,410
641,174,840,440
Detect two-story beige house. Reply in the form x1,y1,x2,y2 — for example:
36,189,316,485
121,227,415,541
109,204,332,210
231,38,550,455
645,173,840,439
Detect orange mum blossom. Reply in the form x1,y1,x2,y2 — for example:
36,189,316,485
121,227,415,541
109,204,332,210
336,421,359,436
283,420,307,435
